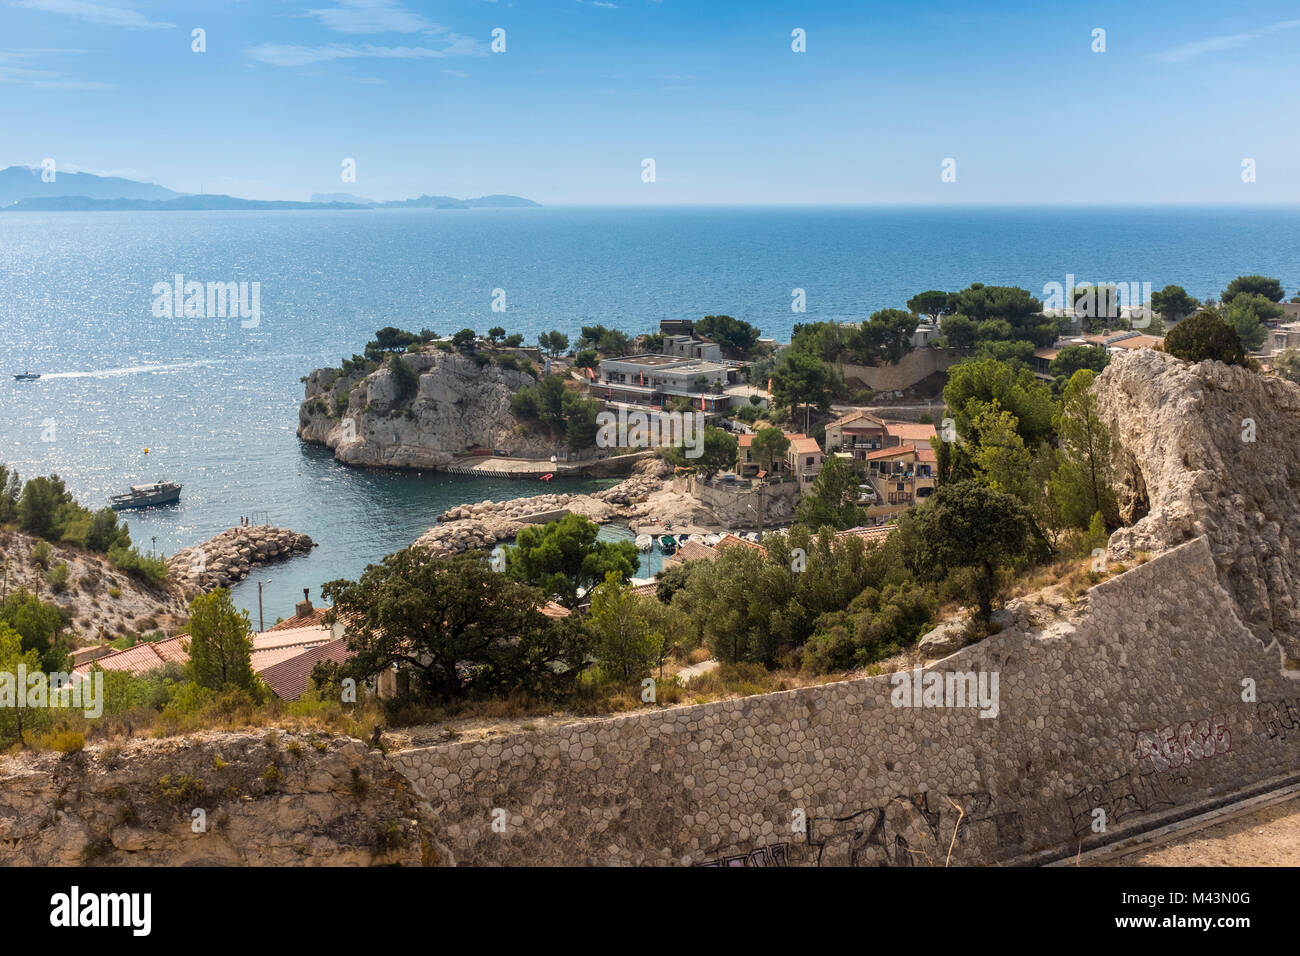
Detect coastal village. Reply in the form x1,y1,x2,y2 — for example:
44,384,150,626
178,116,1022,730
5,276,1300,870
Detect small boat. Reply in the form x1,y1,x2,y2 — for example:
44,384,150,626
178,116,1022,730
744,532,760,543
657,534,677,555
109,480,182,510
539,473,553,482
688,533,705,545
635,534,653,552
704,533,721,546
12,371,39,381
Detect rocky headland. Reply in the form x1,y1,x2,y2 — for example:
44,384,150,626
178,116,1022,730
167,526,316,599
299,349,564,469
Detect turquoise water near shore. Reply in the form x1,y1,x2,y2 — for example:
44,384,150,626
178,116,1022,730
1,205,1297,619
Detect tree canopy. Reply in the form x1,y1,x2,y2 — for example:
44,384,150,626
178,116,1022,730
506,513,639,606
1164,310,1247,366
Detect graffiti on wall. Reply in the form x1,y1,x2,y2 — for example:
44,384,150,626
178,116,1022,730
696,789,1022,867
1064,767,1175,838
1256,697,1300,740
1135,714,1231,773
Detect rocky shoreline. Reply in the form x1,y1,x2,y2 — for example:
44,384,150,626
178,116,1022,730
414,470,666,557
168,526,317,598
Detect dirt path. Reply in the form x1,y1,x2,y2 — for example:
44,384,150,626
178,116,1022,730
1099,795,1300,866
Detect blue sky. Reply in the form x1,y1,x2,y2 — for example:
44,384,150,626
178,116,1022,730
1,0,1299,203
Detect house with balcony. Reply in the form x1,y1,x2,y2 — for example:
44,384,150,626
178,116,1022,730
590,351,739,418
786,434,824,487
825,411,936,460
861,444,937,517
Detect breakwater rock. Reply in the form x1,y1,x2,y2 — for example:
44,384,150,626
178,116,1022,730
168,526,316,598
414,474,664,557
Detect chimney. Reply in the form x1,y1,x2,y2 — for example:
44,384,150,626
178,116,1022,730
295,587,313,618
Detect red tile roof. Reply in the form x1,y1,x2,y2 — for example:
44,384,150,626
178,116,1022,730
72,636,191,678
716,533,766,555
540,601,572,619
258,638,353,701
789,436,823,455
265,606,329,632
885,423,938,443
837,525,896,546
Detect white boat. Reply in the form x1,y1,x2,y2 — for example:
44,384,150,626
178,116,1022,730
688,533,705,545
744,532,760,543
704,533,721,546
635,534,653,551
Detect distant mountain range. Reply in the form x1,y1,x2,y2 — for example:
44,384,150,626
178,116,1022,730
0,166,539,211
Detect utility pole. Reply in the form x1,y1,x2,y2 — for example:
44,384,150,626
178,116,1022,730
258,578,271,633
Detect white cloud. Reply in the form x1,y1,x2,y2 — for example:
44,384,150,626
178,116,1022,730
1152,18,1300,63
246,37,484,67
0,50,113,88
307,0,441,36
10,0,174,29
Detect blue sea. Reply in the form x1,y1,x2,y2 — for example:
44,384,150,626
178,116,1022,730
2,205,1298,621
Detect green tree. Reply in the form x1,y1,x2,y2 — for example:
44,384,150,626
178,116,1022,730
695,315,761,356
185,588,258,693
18,475,71,539
907,290,952,323
1049,344,1109,381
561,392,601,450
897,480,1035,621
795,455,867,530
749,426,790,475
0,623,50,748
771,350,840,434
487,326,506,344
1049,370,1119,529
943,358,1056,446
323,549,590,702
0,464,19,523
574,348,598,369
451,328,477,348
1163,309,1246,366
857,308,916,365
538,330,570,358
386,354,419,400
586,571,657,681
1222,293,1280,352
938,313,978,348
1223,275,1285,304
1150,285,1200,323
507,513,639,607
0,588,68,671
504,333,525,348
967,405,1033,501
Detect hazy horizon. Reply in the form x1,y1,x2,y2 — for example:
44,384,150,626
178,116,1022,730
3,0,1299,205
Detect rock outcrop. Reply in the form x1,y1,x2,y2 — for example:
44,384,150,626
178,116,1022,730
0,731,450,866
413,473,664,557
167,527,316,599
1096,349,1300,662
299,350,560,468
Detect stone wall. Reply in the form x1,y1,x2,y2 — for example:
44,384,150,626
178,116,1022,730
392,537,1300,866
840,347,967,394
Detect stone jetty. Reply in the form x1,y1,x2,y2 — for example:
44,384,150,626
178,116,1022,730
168,526,316,598
414,472,665,558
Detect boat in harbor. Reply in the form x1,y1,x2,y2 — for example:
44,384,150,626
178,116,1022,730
657,534,677,554
704,533,721,546
12,371,39,381
635,534,653,551
688,533,705,545
109,480,182,510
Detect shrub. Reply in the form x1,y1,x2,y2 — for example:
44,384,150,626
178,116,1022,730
30,540,52,570
46,562,70,594
108,545,168,586
1164,310,1247,366
50,730,85,753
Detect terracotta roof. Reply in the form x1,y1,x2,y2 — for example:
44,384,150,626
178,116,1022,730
829,410,883,428
631,582,660,599
672,540,720,563
540,601,572,619
837,525,896,545
789,436,822,454
915,445,938,463
885,423,937,443
866,446,915,461
252,624,337,670
265,606,329,632
1109,335,1161,350
258,638,353,701
72,636,190,678
716,533,766,555
737,433,754,447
